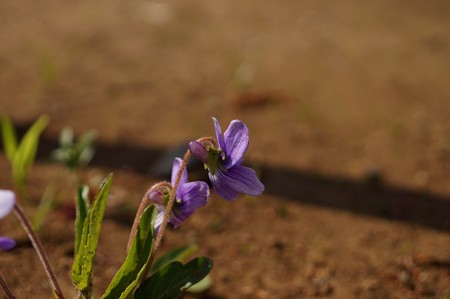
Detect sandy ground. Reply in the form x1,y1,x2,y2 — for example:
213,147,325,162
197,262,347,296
0,0,449,298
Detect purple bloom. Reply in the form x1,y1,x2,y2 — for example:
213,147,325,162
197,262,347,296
147,187,168,235
150,158,209,232
189,117,264,201
0,189,16,250
0,237,15,250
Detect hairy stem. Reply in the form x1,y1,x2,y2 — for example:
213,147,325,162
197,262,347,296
13,202,65,299
196,136,217,148
126,182,171,252
141,150,191,281
0,271,15,299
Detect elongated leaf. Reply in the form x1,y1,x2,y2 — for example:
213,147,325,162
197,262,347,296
74,185,90,257
150,245,198,274
12,115,49,187
134,257,213,299
0,116,18,162
32,183,57,233
72,174,112,295
101,205,157,299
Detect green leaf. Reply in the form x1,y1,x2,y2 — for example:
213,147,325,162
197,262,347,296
76,130,97,167
51,128,97,169
11,115,49,188
72,174,112,296
74,185,90,257
101,205,157,299
32,183,57,233
150,245,198,275
134,257,213,299
0,116,18,162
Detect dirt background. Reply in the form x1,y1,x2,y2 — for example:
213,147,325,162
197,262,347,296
1,0,450,298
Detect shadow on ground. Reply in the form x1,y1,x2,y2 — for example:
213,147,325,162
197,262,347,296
7,123,450,233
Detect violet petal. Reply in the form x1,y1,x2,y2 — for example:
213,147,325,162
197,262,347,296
0,190,15,219
209,171,239,201
177,181,209,210
153,205,165,235
170,181,209,227
171,157,188,187
223,120,249,169
227,164,264,196
147,189,165,206
216,164,264,199
212,117,226,152
0,237,15,250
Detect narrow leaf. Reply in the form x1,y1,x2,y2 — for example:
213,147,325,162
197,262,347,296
32,183,57,233
74,185,90,257
0,116,18,162
101,205,157,299
12,115,49,187
134,257,213,299
72,174,112,295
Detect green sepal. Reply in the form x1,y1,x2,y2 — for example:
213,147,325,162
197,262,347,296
206,148,222,175
101,204,157,299
134,257,213,299
72,174,112,296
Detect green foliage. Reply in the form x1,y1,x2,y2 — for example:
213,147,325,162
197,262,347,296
101,205,157,299
150,245,213,295
0,116,18,161
150,245,198,275
72,174,112,297
32,183,57,233
134,257,213,299
0,115,49,193
50,127,97,170
74,185,90,257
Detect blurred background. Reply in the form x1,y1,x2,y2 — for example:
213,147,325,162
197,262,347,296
1,0,449,192
1,0,449,298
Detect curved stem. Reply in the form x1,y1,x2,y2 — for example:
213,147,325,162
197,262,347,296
141,150,191,281
196,136,217,148
0,271,15,299
126,182,171,252
13,202,65,299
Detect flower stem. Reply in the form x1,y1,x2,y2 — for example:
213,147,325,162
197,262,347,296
13,202,65,299
0,271,15,299
141,150,191,281
197,136,217,148
126,182,171,252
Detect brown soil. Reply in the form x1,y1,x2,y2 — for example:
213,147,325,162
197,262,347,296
1,0,450,298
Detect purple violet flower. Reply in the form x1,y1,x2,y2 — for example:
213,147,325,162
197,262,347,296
189,117,264,201
0,189,16,250
150,158,209,233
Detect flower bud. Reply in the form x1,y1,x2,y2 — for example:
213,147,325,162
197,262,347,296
189,141,209,163
147,184,171,206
